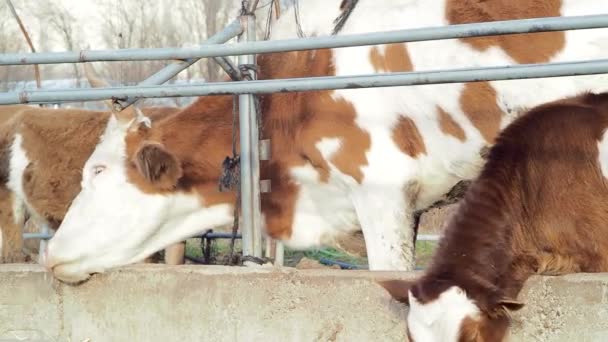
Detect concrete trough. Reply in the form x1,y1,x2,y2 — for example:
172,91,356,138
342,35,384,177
0,264,607,341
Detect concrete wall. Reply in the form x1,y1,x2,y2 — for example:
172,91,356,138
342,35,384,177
0,264,607,342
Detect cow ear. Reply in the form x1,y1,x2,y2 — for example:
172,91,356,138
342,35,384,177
378,279,414,305
133,143,182,190
498,298,525,312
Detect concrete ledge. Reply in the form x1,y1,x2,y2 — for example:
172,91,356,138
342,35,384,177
0,265,607,342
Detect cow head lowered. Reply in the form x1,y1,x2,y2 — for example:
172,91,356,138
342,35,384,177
380,279,524,342
43,99,235,283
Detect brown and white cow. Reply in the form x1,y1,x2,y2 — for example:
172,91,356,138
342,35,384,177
379,91,608,342
0,97,181,263
43,0,608,283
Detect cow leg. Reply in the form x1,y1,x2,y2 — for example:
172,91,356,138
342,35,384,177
0,188,26,263
353,188,416,271
412,211,422,246
164,241,186,265
22,216,40,259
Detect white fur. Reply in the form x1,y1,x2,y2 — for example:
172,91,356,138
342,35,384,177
407,286,481,342
7,132,62,263
47,0,608,279
7,134,35,226
598,129,608,179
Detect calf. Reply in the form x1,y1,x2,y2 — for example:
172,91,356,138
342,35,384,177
380,92,608,342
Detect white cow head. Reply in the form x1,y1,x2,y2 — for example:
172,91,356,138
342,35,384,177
379,279,524,342
43,109,233,283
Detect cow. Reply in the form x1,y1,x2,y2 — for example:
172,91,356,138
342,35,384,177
379,91,608,342
43,0,608,283
0,66,184,263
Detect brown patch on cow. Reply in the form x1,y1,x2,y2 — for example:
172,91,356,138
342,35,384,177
369,43,413,73
197,182,236,207
458,316,482,342
392,116,426,157
0,106,29,186
133,143,183,191
458,314,513,342
261,161,300,240
446,0,565,64
536,252,582,275
378,279,413,305
438,107,467,142
139,106,179,121
125,96,237,210
460,82,503,144
18,108,112,223
0,137,10,185
301,92,371,183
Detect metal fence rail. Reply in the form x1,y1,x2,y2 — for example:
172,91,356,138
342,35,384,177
2,14,608,65
2,59,608,105
114,19,243,110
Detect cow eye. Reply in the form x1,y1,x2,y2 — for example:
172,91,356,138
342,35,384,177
92,165,106,176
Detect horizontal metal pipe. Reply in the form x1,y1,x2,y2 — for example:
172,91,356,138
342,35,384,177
417,234,440,241
202,233,243,239
319,258,367,270
2,59,608,105
115,20,243,109
23,232,53,240
1,14,607,65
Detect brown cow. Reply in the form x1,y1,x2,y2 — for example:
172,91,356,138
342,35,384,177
380,92,608,341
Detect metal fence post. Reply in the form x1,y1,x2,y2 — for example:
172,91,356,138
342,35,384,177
37,223,50,264
274,241,284,266
238,11,263,259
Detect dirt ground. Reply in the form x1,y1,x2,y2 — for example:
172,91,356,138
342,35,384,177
417,203,459,235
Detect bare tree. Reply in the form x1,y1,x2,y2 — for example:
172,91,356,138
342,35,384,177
0,2,29,90
34,0,83,86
